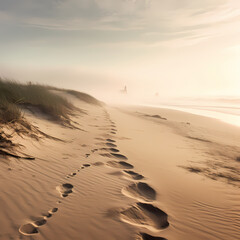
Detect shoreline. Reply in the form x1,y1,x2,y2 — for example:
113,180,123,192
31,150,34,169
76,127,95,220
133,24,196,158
138,103,240,127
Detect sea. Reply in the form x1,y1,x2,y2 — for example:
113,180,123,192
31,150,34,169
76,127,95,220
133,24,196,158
143,98,240,127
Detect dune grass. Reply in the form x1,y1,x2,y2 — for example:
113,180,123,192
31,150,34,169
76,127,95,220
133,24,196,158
0,79,74,123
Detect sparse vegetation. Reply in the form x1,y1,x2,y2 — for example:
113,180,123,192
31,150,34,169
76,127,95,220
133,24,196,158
0,78,75,123
0,78,101,158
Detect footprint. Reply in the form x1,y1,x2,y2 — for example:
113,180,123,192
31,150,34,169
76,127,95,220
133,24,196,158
56,183,74,197
85,154,90,158
82,164,91,167
111,153,128,160
111,132,116,134
106,142,117,147
108,148,119,153
107,161,134,169
95,137,104,141
91,148,98,153
122,182,156,202
106,139,116,143
93,161,104,166
42,212,52,218
19,223,38,235
33,218,47,227
137,233,167,240
99,147,119,153
101,152,127,160
100,153,114,158
49,207,58,213
120,202,169,231
70,172,76,177
123,170,144,180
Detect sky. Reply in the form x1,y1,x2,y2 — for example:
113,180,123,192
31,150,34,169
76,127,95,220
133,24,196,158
0,0,240,101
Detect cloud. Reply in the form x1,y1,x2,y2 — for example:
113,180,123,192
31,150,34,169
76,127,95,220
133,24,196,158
0,0,240,47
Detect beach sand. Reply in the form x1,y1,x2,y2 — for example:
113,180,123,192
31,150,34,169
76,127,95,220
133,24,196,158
0,94,239,240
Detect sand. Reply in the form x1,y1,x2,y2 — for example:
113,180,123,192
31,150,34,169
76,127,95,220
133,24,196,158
0,95,239,240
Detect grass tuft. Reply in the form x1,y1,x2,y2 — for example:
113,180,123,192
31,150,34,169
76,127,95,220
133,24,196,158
0,79,74,123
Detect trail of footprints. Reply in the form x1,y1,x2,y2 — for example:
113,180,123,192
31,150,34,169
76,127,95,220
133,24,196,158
19,112,169,239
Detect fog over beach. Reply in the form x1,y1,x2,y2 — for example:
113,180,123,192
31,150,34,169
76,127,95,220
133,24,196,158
0,1,240,240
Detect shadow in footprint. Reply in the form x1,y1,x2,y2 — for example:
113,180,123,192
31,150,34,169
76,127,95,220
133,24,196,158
56,183,74,197
99,147,119,153
107,161,133,169
106,142,117,147
106,138,116,143
120,202,169,231
138,233,167,240
123,170,144,180
100,153,127,160
83,164,91,167
122,182,156,202
109,148,119,153
111,153,128,160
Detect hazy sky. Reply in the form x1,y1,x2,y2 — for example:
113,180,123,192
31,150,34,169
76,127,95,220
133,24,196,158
0,0,240,99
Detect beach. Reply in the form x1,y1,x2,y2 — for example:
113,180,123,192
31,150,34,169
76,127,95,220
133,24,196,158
0,93,239,240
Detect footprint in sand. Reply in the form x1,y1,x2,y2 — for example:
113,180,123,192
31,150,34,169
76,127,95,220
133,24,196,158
19,223,38,235
42,212,52,218
100,153,128,160
82,163,91,167
49,207,58,213
99,147,119,153
111,131,116,134
100,153,114,158
122,182,156,202
33,217,47,227
107,160,134,169
123,170,144,180
19,208,59,235
92,161,105,166
120,202,169,231
106,142,117,147
66,172,76,178
108,148,119,153
91,148,98,153
56,183,74,197
111,153,128,160
106,138,116,143
137,232,167,240
95,137,105,141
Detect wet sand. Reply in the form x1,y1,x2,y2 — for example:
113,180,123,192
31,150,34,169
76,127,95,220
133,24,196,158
0,95,239,240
